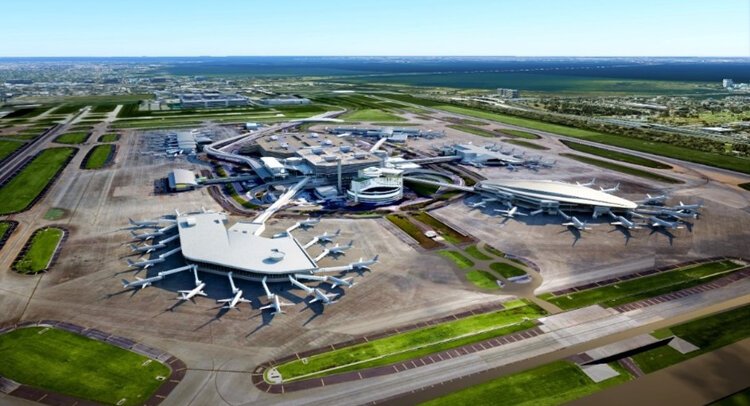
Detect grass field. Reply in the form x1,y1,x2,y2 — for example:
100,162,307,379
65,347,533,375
499,129,541,139
0,147,75,215
447,124,499,138
464,245,492,260
0,140,24,160
12,227,63,273
411,212,473,244
466,270,500,289
379,96,750,174
98,133,120,142
438,250,475,269
274,302,545,381
83,144,115,169
422,360,632,406
386,214,442,249
0,221,13,243
490,262,527,278
541,260,742,310
561,153,681,184
342,108,404,122
506,139,550,150
43,208,66,220
633,305,750,374
226,184,260,209
0,327,169,405
54,132,89,144
560,140,672,169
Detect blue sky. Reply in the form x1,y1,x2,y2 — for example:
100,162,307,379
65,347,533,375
1,0,748,56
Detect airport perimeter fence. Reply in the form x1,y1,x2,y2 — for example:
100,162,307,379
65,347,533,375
0,147,78,215
0,320,186,406
79,143,118,170
0,220,19,253
10,226,68,274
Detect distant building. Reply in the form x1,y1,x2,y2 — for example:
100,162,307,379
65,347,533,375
723,79,734,88
497,88,520,98
179,93,249,109
4,79,32,85
347,167,404,205
258,97,311,106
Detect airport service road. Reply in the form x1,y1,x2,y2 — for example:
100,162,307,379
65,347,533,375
244,279,750,406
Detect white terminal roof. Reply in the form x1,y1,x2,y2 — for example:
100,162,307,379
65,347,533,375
177,212,318,274
479,179,638,209
169,169,198,186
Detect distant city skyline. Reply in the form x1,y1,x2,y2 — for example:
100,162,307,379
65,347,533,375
1,0,748,57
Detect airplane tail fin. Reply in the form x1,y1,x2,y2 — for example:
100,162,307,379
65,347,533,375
126,258,135,267
373,254,379,262
128,218,136,225
129,244,139,252
121,279,130,288
347,240,354,247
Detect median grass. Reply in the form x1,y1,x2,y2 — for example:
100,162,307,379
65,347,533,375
542,260,742,310
464,245,492,260
739,182,750,191
0,140,24,160
12,227,63,273
500,129,541,139
83,144,115,169
447,124,499,138
422,360,632,406
633,304,750,374
561,140,671,169
54,132,89,144
0,147,75,214
466,270,500,289
438,250,475,269
274,302,546,381
490,262,527,279
506,139,550,150
561,153,681,184
0,327,169,405
342,108,404,122
0,221,13,243
386,214,442,249
98,133,120,142
412,211,473,244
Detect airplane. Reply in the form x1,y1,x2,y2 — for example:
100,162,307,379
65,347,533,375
122,275,162,290
599,183,620,193
126,257,162,270
299,218,320,229
469,198,498,209
506,163,518,171
636,193,667,205
610,215,642,230
130,230,163,241
128,218,161,228
494,206,527,218
216,272,251,310
576,178,596,187
649,216,685,230
349,255,379,271
288,276,338,305
326,240,354,257
296,273,355,289
539,159,556,168
129,243,163,254
316,229,340,244
259,277,293,314
562,216,592,231
667,201,703,213
657,209,697,220
177,267,207,301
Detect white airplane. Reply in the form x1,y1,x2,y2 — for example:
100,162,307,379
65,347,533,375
216,272,251,310
610,215,642,230
122,275,162,290
326,240,354,257
259,277,293,314
668,201,703,213
600,183,620,193
349,255,379,271
128,218,160,228
296,273,355,289
576,178,596,187
126,257,162,270
637,193,668,205
288,276,338,305
539,159,556,168
299,218,320,229
470,198,498,208
495,206,527,218
658,209,697,220
130,230,164,241
316,229,340,244
177,267,207,301
130,234,180,253
649,216,685,229
562,216,592,231
506,163,518,171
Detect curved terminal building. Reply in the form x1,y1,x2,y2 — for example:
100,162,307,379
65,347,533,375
347,167,404,205
476,179,638,214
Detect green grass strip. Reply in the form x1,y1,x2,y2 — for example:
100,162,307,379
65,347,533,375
464,245,492,260
0,147,75,214
83,144,115,169
490,262,527,278
13,228,63,273
466,270,500,289
438,250,475,269
561,153,681,184
561,140,671,169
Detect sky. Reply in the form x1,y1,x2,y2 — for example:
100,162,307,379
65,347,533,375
1,0,748,57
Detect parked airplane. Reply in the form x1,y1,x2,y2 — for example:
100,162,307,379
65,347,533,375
121,275,162,290
130,230,163,241
177,267,207,301
259,277,293,314
316,229,340,244
600,183,620,193
636,193,667,205
667,201,703,213
658,209,697,220
495,206,528,218
296,273,355,289
126,257,162,270
349,255,379,271
326,240,354,257
129,234,180,254
299,218,320,229
576,178,596,187
649,216,685,229
288,276,338,305
128,218,161,228
610,215,642,230
216,272,251,310
562,216,592,231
